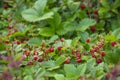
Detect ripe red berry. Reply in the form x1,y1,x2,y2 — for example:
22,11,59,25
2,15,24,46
57,46,62,51
49,47,54,52
41,42,45,48
111,41,117,47
25,51,30,56
94,10,99,15
101,51,105,57
45,49,49,53
76,52,81,58
105,73,110,79
16,41,21,45
34,50,38,55
60,38,64,42
33,55,38,61
80,3,85,9
8,25,13,29
4,4,9,10
90,26,96,32
27,61,33,66
96,58,102,64
98,42,104,48
91,53,96,58
86,38,90,43
76,58,82,63
38,58,44,62
4,40,9,44
90,49,95,53
64,57,71,64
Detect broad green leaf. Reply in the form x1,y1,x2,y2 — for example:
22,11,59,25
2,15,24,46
71,37,80,47
23,75,33,80
54,74,65,80
39,27,55,37
76,18,96,31
112,28,120,39
64,64,78,78
63,22,77,32
41,60,56,68
47,35,59,44
113,0,120,9
22,9,54,22
55,56,66,66
34,0,47,14
28,37,42,46
77,63,87,76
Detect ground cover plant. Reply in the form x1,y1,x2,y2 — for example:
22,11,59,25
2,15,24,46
0,0,120,80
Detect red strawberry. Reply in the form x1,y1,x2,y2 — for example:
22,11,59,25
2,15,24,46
4,40,9,44
64,57,71,64
80,4,85,9
96,58,102,64
94,10,99,15
60,38,65,42
16,41,21,45
8,25,13,29
45,49,49,53
49,47,54,52
38,58,44,62
27,61,33,66
105,73,110,79
91,53,96,58
76,58,82,63
57,46,62,51
101,51,105,57
111,41,117,47
90,26,96,32
86,38,90,43
33,55,38,61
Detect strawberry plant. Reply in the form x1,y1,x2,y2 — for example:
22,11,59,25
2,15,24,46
0,0,120,80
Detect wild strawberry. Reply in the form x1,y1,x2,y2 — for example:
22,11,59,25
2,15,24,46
90,26,96,32
76,58,82,63
80,3,85,9
94,10,99,15
25,51,30,56
57,46,62,51
96,58,102,64
27,61,33,66
86,38,90,43
49,47,54,52
90,49,95,53
34,50,38,55
60,38,64,42
8,25,13,29
38,58,44,62
76,52,81,58
33,55,38,61
64,57,71,64
101,51,105,57
91,53,96,58
111,41,117,47
98,42,104,48
16,41,21,45
4,4,8,10
4,40,9,44
41,42,45,48
45,49,49,53
105,73,110,79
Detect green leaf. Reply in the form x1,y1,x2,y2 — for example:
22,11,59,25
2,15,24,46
76,18,96,31
34,0,47,14
113,0,120,9
64,64,78,78
22,9,54,22
112,28,120,39
71,37,80,47
77,63,87,76
47,35,59,44
28,37,42,46
55,56,66,66
23,75,33,80
54,74,65,80
39,27,55,37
